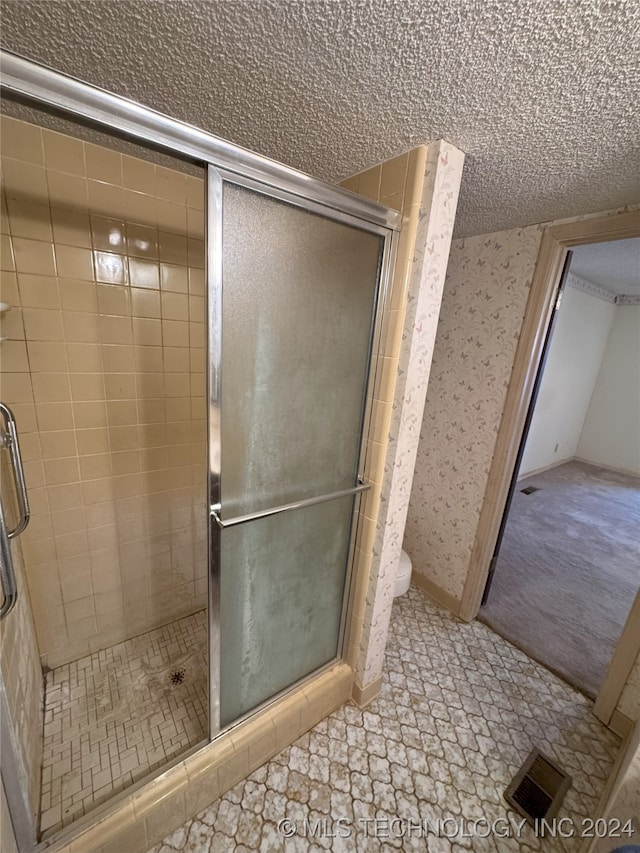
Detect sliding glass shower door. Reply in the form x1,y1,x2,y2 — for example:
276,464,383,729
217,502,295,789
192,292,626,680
209,173,386,729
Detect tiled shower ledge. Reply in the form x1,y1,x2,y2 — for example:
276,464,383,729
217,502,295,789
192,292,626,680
41,610,208,835
147,587,621,853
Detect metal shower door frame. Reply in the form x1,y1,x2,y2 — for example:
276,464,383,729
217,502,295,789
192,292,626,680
0,49,401,743
206,165,398,735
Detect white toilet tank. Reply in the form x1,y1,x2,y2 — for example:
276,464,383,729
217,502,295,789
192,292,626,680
394,549,412,597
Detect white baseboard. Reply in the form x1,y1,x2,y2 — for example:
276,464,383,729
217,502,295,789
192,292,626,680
609,708,634,740
517,457,574,480
411,573,462,618
573,456,640,479
519,455,640,481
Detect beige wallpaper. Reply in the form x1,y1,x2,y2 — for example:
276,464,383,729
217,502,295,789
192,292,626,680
0,116,207,667
404,225,544,601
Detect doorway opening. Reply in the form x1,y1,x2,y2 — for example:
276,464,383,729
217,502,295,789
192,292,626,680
479,237,640,700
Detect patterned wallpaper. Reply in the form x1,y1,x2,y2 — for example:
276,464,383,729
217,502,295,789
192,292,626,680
356,141,465,687
404,226,544,600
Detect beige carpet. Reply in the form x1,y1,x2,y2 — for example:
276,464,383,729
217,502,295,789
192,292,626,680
480,460,640,699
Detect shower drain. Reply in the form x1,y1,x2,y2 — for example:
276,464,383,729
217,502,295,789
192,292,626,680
169,668,186,685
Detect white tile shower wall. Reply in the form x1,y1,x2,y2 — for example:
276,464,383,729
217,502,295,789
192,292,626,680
339,147,427,696
0,116,207,668
356,141,465,690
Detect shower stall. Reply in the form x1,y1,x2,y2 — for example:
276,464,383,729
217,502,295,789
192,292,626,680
0,52,399,848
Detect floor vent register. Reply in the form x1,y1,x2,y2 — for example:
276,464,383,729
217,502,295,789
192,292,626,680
504,748,571,826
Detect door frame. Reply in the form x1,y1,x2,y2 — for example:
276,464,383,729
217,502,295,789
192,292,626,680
593,587,640,733
480,250,573,606
458,208,640,720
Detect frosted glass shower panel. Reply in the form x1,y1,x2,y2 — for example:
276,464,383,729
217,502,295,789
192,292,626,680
219,495,354,725
220,183,383,518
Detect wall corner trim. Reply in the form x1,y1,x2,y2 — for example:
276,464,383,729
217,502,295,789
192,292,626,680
593,587,640,726
411,575,462,619
352,675,383,708
608,710,634,741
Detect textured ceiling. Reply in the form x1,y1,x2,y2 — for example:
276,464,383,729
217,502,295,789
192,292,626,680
570,238,640,296
1,0,639,237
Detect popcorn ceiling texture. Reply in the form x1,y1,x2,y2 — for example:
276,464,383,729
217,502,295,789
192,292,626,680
1,0,639,238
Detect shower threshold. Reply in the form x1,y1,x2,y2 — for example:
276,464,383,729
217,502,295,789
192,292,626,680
39,609,208,837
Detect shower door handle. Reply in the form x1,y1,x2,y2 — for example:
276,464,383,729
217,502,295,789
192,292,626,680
0,403,29,620
0,500,17,619
211,479,371,529
0,402,30,539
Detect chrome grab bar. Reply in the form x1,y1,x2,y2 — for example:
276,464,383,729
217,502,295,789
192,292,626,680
211,479,371,529
0,402,30,539
0,402,29,620
0,500,17,619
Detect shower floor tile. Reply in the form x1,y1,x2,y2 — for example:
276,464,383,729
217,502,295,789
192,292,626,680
40,609,208,835
148,586,622,853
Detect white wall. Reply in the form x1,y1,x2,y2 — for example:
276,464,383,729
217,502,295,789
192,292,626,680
519,283,615,477
577,304,640,475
